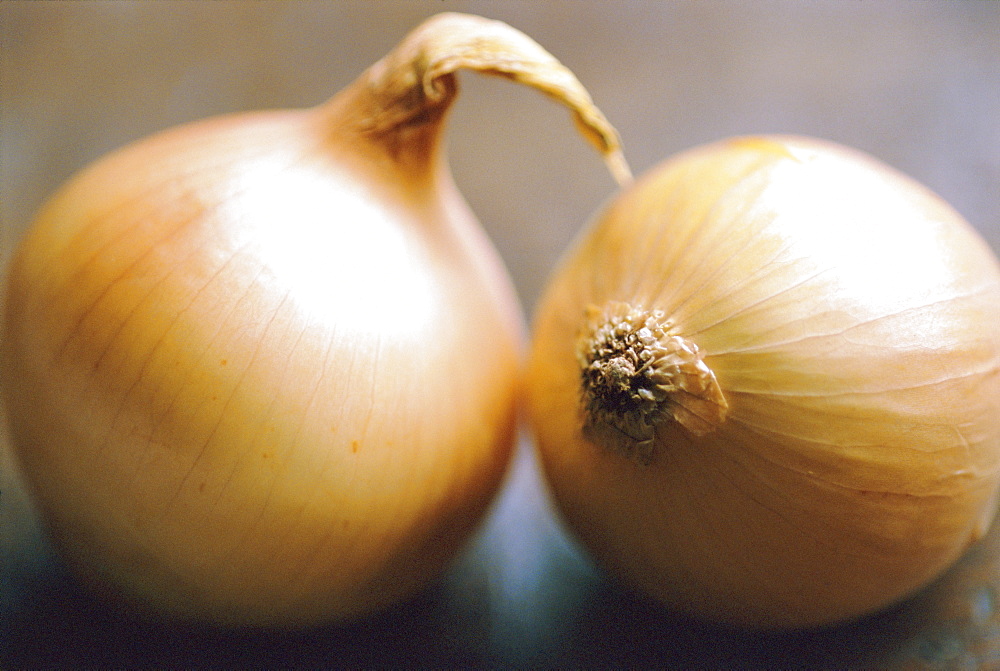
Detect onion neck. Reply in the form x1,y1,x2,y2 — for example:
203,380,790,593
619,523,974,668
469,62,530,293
577,302,728,464
318,12,632,185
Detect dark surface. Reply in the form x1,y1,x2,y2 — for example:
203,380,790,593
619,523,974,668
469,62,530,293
4,446,1000,669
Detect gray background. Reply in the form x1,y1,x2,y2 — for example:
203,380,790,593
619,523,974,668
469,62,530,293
3,1,999,667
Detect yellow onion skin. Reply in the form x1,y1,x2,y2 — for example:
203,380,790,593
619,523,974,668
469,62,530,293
528,135,1000,630
0,75,527,627
1,12,631,628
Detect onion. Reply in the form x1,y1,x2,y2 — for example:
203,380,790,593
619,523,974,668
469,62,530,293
527,135,1000,630
0,13,625,627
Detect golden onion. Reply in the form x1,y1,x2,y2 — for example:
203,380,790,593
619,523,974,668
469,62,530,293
0,13,624,627
527,135,1000,630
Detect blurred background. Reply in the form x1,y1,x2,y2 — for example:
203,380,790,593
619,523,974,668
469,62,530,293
2,1,999,667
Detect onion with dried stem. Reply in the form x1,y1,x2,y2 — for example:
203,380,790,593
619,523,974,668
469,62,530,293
1,13,625,627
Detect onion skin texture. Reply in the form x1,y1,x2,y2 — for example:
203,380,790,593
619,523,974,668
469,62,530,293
528,135,1000,630
0,12,632,628
1,104,520,627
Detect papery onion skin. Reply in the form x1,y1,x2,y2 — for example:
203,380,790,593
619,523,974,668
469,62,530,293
528,135,1000,630
1,106,519,627
0,13,626,627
